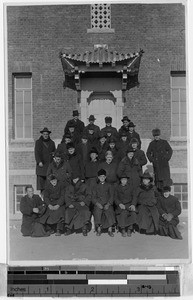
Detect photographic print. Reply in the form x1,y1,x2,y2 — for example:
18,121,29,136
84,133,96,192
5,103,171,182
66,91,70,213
6,0,190,264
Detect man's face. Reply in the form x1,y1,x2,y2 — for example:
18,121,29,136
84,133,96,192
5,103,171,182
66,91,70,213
69,127,74,133
143,178,150,186
82,138,88,144
131,143,138,149
89,120,94,125
109,142,115,149
89,130,94,135
154,135,160,141
100,137,106,144
121,136,127,142
26,188,34,198
163,191,170,198
127,152,134,159
90,153,98,160
106,123,111,127
120,178,127,186
50,179,57,186
68,148,75,155
129,126,134,132
107,132,112,137
123,120,129,127
98,175,106,183
54,157,61,164
106,153,113,163
42,132,49,140
73,116,78,121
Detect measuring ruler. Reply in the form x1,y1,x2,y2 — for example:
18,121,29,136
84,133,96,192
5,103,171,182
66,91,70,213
7,266,180,297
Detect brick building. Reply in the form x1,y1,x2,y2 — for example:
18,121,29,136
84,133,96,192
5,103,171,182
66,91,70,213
6,3,187,219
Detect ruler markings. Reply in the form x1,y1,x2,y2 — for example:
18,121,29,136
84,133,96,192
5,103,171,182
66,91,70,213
127,274,166,280
47,274,87,279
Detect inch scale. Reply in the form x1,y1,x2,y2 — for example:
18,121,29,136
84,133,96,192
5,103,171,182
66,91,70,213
7,266,180,297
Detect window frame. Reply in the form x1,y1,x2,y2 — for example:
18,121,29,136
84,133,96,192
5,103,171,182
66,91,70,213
172,183,188,210
170,72,186,138
14,185,27,214
13,73,33,140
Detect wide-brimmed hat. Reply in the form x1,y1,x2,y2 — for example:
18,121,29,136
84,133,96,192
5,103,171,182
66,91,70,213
88,115,96,121
121,116,130,123
72,110,79,116
40,127,51,134
105,116,112,123
68,121,75,128
120,131,127,137
64,133,71,139
67,142,75,149
152,128,161,136
54,151,62,158
128,121,136,127
99,132,107,139
126,146,135,153
119,175,130,179
162,186,171,192
140,171,153,182
109,136,117,144
81,134,88,140
87,124,95,131
98,169,106,176
48,174,57,181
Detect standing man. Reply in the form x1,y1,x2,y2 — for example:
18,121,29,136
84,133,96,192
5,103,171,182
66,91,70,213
101,116,118,139
84,115,100,139
64,110,85,136
118,116,131,138
35,127,56,197
146,128,173,191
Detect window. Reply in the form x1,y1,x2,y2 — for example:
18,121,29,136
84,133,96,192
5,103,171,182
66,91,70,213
171,72,186,137
14,75,32,139
173,183,188,210
14,185,28,214
91,4,111,30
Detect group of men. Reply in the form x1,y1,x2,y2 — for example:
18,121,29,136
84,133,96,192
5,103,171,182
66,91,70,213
20,110,182,240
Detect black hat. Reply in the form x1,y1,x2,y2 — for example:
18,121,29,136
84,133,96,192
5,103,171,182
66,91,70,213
81,134,88,140
109,136,117,143
54,151,62,158
89,147,98,155
126,146,135,153
121,116,130,123
119,175,130,179
99,132,107,139
162,186,171,192
73,110,79,116
88,115,96,121
140,171,153,182
128,121,136,127
87,124,95,131
130,138,139,145
121,131,127,137
40,127,51,134
48,174,57,181
105,116,112,123
64,133,71,139
98,169,106,176
67,142,75,150
152,128,161,136
68,121,75,128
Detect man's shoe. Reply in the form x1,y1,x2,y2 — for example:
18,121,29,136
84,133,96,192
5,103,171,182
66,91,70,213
82,229,88,236
55,230,61,236
121,229,126,237
64,229,71,236
96,226,101,236
127,229,132,237
108,230,114,237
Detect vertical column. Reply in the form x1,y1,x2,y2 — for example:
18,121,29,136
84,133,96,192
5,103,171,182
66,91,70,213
79,91,92,124
110,90,124,129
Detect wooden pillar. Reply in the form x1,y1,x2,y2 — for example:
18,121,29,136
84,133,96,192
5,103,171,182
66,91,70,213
110,90,124,129
79,90,92,125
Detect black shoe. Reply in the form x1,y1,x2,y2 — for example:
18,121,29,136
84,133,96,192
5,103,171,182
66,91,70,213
108,230,114,237
82,229,88,236
48,229,55,235
127,229,132,237
96,226,101,236
121,229,126,237
64,229,71,236
55,230,61,236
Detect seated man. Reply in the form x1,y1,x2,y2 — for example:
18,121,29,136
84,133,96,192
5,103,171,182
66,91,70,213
135,172,159,234
64,177,91,236
115,176,136,237
157,186,182,239
40,175,65,236
92,169,115,237
20,185,48,237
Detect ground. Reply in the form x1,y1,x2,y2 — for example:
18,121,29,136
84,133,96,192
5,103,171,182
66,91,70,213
9,216,189,262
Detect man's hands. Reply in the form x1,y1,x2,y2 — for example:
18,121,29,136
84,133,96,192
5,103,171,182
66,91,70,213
38,162,43,167
33,208,39,213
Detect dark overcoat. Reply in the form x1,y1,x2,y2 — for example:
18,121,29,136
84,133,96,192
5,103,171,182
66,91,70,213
101,126,118,139
56,142,69,160
133,149,147,168
65,119,85,135
115,183,137,228
127,131,141,149
146,139,173,188
20,194,45,236
157,194,182,239
92,182,115,228
98,161,118,184
135,184,159,233
117,156,142,189
85,160,100,189
67,152,85,180
84,124,100,139
46,159,72,189
35,136,56,176
40,182,65,225
65,181,91,230
96,141,109,161
116,140,130,160
76,142,91,166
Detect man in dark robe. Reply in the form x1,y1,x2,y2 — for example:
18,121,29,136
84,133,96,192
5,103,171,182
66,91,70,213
56,133,72,160
76,134,91,167
83,115,100,140
64,110,85,136
127,122,141,149
64,177,91,236
92,169,115,237
146,128,173,191
20,186,48,237
129,138,147,169
118,116,131,138
157,186,182,239
34,127,56,196
100,116,118,139
115,177,137,237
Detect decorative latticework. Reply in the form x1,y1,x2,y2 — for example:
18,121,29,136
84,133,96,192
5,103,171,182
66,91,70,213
91,4,111,29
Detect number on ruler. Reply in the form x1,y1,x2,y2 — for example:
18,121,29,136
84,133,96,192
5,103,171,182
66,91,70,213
90,286,95,293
